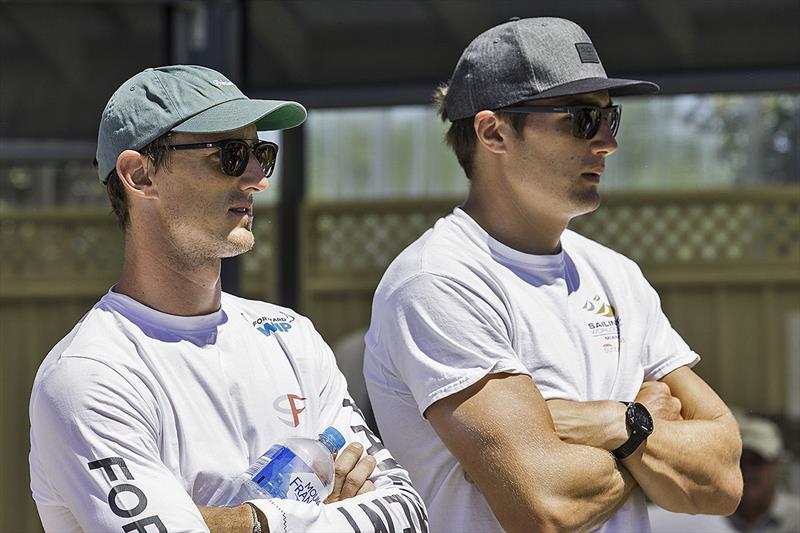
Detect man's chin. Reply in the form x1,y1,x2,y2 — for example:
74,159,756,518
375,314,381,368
570,190,601,217
219,231,255,258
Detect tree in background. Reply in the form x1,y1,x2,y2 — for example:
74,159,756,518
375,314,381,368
687,94,799,186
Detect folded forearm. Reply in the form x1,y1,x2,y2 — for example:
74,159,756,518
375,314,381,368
544,442,637,532
489,441,636,533
623,416,742,515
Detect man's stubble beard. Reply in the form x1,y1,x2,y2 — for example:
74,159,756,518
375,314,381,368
165,218,256,268
564,177,601,219
219,229,255,258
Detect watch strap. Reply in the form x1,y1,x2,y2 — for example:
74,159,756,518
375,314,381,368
613,432,646,459
246,502,262,533
612,402,650,460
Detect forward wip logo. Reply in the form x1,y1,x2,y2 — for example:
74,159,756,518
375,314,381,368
250,312,295,337
274,394,306,427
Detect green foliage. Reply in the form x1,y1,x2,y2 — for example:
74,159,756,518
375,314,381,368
683,94,799,185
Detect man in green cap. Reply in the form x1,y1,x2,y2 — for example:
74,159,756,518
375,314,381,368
29,65,427,533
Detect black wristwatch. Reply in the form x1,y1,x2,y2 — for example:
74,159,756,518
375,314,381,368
612,402,653,459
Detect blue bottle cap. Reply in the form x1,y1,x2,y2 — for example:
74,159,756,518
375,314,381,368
319,426,346,454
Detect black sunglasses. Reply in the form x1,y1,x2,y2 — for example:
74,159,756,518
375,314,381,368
152,139,279,177
500,104,622,140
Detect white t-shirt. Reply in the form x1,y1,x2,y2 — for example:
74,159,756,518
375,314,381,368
30,289,427,533
648,504,736,533
364,208,700,533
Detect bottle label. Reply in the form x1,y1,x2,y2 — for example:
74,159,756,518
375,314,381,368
251,446,326,505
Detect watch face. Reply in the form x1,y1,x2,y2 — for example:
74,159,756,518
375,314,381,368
632,403,654,435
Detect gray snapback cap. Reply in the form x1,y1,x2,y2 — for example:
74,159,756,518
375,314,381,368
444,17,659,121
96,65,307,183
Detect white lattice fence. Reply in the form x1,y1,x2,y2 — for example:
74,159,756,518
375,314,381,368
0,209,123,296
302,188,800,285
304,200,456,277
568,190,800,268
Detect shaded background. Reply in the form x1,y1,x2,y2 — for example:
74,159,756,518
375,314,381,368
1,1,799,531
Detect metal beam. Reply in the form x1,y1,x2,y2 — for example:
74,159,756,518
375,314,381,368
2,4,90,95
248,0,312,82
277,123,305,310
642,68,800,95
637,0,696,67
249,67,800,110
0,140,96,161
170,0,243,81
425,0,496,45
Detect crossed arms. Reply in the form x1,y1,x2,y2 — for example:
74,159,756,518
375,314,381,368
199,441,379,532
30,355,427,533
425,366,742,533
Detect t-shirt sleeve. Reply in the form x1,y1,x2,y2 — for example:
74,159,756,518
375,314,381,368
29,356,210,533
372,272,530,415
633,265,701,380
248,325,429,533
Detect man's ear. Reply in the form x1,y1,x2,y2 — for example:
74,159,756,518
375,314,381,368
116,150,156,199
474,111,510,155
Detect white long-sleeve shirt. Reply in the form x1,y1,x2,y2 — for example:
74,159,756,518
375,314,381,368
30,289,427,533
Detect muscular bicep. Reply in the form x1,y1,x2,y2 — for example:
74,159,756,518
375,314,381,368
660,366,735,424
424,373,563,511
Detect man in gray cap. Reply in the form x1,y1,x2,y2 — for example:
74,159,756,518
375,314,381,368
364,17,742,532
29,65,427,533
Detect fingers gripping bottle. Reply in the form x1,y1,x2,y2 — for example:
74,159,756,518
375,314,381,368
209,427,346,506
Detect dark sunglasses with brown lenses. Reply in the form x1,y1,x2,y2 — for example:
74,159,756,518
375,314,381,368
500,104,622,140
152,139,279,177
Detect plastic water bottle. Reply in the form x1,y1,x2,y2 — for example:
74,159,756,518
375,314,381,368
208,427,346,506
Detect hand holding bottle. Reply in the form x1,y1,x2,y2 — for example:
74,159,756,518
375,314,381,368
208,427,377,507
324,441,377,503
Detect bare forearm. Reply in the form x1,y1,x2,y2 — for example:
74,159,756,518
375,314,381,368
428,374,637,533
482,440,636,533
548,369,744,516
198,504,269,533
623,414,742,515
539,442,637,533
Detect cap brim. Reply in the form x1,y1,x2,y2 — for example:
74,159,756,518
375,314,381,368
171,99,307,133
528,77,660,101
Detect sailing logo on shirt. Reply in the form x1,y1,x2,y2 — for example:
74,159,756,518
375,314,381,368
583,294,616,318
250,311,296,336
274,393,306,427
583,295,621,350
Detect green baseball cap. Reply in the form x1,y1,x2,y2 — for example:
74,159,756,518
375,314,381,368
96,64,307,183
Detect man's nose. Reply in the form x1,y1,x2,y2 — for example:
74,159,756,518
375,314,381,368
591,119,619,156
239,153,269,192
